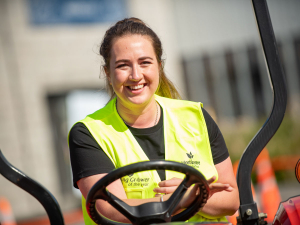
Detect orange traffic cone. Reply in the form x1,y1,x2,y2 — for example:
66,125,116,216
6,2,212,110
0,197,17,225
256,148,281,223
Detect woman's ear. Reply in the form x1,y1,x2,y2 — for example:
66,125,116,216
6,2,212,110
159,62,163,73
104,66,109,76
104,66,112,84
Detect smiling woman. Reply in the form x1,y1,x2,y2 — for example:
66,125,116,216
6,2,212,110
68,17,239,224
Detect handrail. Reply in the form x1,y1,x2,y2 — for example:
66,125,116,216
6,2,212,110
0,149,65,225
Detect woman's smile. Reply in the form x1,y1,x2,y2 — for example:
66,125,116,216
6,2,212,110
126,83,147,95
128,84,145,90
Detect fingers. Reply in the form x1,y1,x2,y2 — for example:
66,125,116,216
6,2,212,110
209,183,233,192
206,176,233,196
208,182,233,199
158,177,182,187
207,176,216,184
153,177,183,194
155,194,163,197
153,186,177,194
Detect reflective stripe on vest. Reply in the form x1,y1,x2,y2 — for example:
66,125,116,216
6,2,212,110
77,95,226,223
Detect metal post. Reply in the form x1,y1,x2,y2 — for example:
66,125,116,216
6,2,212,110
236,0,287,224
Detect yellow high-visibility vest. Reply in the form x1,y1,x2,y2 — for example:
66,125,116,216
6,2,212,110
75,95,226,224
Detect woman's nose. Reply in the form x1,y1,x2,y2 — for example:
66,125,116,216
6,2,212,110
130,65,142,80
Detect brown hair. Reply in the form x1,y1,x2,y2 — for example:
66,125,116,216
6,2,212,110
100,17,181,100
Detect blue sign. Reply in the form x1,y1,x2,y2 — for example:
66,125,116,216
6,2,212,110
28,0,128,25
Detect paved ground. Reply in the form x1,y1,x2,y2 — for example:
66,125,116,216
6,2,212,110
254,180,300,205
278,181,300,201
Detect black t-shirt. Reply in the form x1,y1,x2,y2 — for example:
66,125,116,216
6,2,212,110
69,107,229,188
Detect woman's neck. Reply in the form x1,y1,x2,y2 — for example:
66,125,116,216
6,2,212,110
116,98,160,128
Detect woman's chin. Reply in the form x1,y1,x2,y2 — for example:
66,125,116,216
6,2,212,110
123,95,154,106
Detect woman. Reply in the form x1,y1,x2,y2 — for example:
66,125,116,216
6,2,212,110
69,17,239,224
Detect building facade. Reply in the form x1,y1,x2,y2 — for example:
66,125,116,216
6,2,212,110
0,0,299,221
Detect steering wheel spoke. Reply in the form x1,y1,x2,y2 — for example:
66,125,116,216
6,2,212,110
163,177,189,215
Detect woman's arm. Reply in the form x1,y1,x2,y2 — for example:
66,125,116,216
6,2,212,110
199,157,239,218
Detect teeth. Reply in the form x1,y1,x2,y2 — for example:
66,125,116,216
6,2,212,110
130,84,144,90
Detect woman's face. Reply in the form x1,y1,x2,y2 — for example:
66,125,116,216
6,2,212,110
107,34,160,108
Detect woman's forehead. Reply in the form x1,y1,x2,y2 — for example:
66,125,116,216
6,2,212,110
112,34,152,47
110,35,155,59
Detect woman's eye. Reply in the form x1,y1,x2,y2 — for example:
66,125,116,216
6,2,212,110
116,64,127,68
141,61,151,65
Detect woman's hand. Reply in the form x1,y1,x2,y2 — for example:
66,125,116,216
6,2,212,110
153,177,183,195
153,176,234,209
206,176,233,198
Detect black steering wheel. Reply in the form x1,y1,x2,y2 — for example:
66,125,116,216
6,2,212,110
86,160,210,225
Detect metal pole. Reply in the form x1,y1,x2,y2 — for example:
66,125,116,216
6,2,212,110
0,150,65,225
236,0,287,224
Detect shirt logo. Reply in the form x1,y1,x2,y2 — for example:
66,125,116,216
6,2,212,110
121,175,151,187
186,152,194,159
181,152,200,168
